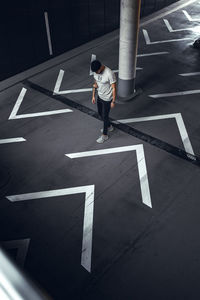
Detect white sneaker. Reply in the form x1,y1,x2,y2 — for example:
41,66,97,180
100,125,114,133
96,135,109,143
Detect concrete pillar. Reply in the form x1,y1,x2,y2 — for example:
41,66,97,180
118,0,141,98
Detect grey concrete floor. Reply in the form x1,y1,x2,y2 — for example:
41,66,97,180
1,0,200,299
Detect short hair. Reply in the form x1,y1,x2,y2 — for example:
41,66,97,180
91,60,101,72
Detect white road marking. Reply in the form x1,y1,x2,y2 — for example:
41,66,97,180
137,52,169,57
0,138,26,144
149,89,200,98
163,18,193,32
1,239,30,267
179,72,200,76
89,54,97,75
113,113,194,155
112,67,142,73
9,88,72,120
7,185,95,273
53,69,92,95
183,9,200,21
44,12,53,55
65,145,152,208
143,29,192,45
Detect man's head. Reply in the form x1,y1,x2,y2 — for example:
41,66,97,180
91,60,102,74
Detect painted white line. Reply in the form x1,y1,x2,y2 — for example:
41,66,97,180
163,18,193,32
89,54,97,75
112,67,142,73
183,9,200,21
0,138,26,144
44,11,53,55
149,89,200,98
137,52,169,57
143,29,192,45
9,87,73,120
9,87,27,119
53,69,92,95
179,72,200,76
113,113,194,155
65,145,152,208
7,185,95,273
1,239,30,267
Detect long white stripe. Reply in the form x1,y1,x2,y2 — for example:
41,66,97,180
137,52,169,57
7,184,95,273
114,113,194,155
65,145,152,208
179,72,200,76
149,89,200,98
136,145,152,208
0,138,26,144
44,12,53,55
143,29,192,45
55,88,92,95
9,88,27,119
12,109,72,119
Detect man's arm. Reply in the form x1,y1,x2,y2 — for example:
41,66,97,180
111,82,116,108
92,81,98,104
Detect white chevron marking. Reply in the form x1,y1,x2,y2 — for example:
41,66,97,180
143,29,192,45
113,113,194,155
163,18,193,32
66,145,152,208
1,239,30,267
6,185,95,273
183,9,200,21
9,88,72,120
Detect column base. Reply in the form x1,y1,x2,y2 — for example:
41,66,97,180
116,87,142,104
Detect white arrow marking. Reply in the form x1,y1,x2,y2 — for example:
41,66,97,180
65,145,152,208
6,185,95,273
0,138,26,144
179,72,200,76
1,239,30,267
149,89,200,98
163,18,193,32
9,88,72,120
53,70,92,95
183,9,200,21
143,29,192,45
113,113,194,155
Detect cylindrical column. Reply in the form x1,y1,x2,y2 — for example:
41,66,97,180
118,0,141,98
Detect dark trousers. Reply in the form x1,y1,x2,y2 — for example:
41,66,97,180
97,96,111,135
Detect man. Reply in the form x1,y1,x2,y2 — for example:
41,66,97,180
91,60,116,143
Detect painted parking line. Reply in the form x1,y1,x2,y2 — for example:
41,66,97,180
0,138,26,144
143,29,192,45
113,113,194,155
9,88,72,120
7,185,95,273
149,89,200,98
66,145,152,208
179,72,200,76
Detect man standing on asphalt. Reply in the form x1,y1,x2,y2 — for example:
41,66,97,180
91,60,116,143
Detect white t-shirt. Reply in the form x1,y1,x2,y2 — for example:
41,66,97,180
94,66,116,101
